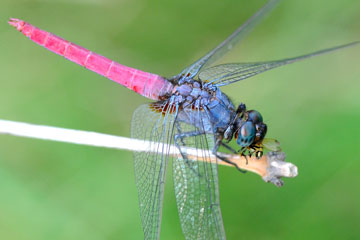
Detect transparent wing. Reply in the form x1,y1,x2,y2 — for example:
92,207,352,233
174,0,280,82
173,108,225,240
131,103,177,240
198,41,360,87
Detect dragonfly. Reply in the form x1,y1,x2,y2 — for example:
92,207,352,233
9,0,359,239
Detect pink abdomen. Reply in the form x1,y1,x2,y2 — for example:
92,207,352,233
9,18,173,100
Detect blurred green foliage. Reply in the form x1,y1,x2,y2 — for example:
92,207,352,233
1,0,360,239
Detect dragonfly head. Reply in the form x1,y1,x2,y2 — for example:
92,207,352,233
235,110,267,157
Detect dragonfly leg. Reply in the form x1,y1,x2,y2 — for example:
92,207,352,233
224,103,247,142
236,103,247,117
213,138,246,173
174,122,206,146
237,147,249,165
220,142,238,154
174,122,206,175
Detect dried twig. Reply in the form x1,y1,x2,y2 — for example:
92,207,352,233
0,119,297,186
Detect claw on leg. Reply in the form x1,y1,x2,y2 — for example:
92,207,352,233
215,153,247,173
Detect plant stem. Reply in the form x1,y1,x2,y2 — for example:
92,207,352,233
0,119,297,186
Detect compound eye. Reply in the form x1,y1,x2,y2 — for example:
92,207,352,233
247,110,263,124
236,121,255,147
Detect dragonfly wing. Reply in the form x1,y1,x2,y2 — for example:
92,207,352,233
173,108,226,240
199,41,360,86
131,103,177,240
174,0,280,82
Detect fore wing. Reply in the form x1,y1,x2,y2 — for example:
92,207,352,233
173,108,226,239
199,41,359,86
175,0,280,82
131,103,177,240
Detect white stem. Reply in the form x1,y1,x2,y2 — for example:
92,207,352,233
0,119,214,159
0,119,179,153
0,119,298,186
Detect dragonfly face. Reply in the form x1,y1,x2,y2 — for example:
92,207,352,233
234,109,267,157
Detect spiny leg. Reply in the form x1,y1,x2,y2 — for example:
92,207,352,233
213,138,246,173
238,147,249,165
236,103,247,118
175,121,187,146
175,122,206,150
220,142,238,154
224,103,247,142
174,122,206,175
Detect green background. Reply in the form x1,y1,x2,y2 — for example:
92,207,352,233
1,0,360,239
